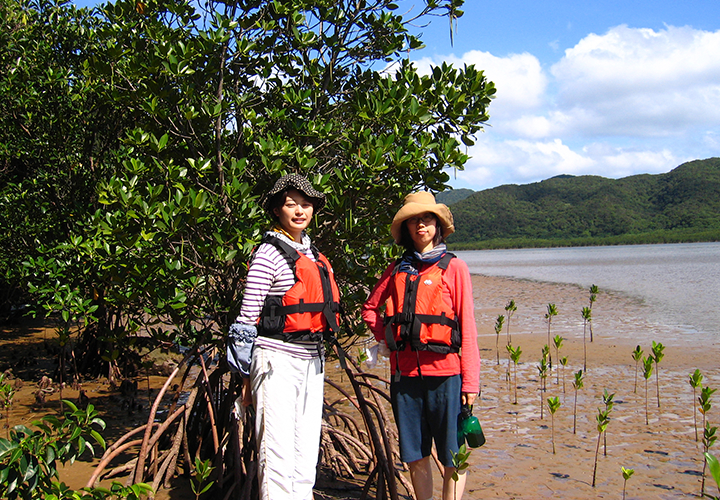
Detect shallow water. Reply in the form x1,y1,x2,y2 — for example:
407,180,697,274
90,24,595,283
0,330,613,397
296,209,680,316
455,242,720,339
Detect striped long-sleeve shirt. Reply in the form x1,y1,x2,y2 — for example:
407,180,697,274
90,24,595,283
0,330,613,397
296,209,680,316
227,231,321,375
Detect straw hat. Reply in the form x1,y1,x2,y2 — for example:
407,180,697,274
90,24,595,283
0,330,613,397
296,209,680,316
390,192,455,243
261,174,326,213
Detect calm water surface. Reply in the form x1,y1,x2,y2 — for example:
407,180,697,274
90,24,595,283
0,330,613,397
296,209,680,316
455,242,720,338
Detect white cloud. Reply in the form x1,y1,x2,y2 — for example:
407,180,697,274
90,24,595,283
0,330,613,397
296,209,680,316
413,24,720,190
550,25,720,136
414,50,547,113
453,136,683,190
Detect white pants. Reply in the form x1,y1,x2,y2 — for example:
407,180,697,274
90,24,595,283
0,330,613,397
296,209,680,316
250,345,324,500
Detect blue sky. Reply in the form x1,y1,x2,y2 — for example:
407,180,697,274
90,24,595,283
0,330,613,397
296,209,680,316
73,0,720,191
397,0,720,190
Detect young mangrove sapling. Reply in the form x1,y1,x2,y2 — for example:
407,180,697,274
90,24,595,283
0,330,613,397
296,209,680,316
572,369,584,434
494,314,505,366
651,341,665,408
642,355,654,425
602,389,615,456
507,343,522,405
588,284,598,342
690,369,704,442
538,355,549,419
545,303,557,369
631,345,643,394
504,299,517,345
621,467,635,500
592,408,610,487
703,423,719,497
581,306,592,372
548,396,561,454
553,335,564,386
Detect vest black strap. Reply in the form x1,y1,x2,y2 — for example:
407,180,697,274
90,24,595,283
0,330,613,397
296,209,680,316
259,234,340,340
263,234,301,267
438,252,455,270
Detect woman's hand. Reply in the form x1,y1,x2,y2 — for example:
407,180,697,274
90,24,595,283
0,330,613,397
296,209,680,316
461,392,477,407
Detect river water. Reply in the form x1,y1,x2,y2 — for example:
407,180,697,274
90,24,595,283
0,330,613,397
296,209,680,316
455,242,720,339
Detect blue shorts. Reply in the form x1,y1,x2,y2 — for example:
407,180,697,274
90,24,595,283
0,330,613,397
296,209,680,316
390,374,462,467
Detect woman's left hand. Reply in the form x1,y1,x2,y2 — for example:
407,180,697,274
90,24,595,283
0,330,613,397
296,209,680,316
461,392,477,407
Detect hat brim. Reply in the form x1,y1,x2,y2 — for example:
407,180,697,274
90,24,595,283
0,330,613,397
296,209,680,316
391,203,455,243
261,174,326,213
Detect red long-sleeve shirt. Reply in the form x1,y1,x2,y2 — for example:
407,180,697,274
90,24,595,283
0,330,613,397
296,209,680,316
361,256,481,395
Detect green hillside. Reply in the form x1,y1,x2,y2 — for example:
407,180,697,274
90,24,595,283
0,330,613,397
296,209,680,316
446,158,720,249
436,188,475,205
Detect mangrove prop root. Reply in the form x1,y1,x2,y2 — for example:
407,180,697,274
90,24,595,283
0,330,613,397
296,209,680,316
87,439,143,487
89,342,413,500
133,358,184,484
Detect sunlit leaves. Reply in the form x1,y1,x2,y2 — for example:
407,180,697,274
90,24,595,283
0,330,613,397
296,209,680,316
0,401,106,500
3,0,493,357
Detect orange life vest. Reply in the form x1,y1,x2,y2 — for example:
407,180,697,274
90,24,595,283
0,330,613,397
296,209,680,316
383,253,461,354
258,235,341,342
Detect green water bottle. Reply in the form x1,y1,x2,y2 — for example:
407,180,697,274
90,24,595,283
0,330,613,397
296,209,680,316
458,404,485,448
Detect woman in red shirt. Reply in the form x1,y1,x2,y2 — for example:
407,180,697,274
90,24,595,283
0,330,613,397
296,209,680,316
362,192,480,500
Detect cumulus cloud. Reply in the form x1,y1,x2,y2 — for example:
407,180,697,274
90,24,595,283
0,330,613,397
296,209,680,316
550,25,720,136
414,50,547,113
455,136,683,189
411,24,720,190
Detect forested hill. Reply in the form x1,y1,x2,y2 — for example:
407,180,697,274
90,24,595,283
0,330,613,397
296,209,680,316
444,157,720,249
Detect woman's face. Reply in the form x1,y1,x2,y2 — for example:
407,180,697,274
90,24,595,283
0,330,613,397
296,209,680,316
406,212,438,253
273,189,314,240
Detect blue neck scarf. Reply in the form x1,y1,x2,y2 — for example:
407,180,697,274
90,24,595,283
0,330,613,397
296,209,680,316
396,243,447,275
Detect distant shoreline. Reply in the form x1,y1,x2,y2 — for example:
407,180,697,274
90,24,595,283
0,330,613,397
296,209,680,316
448,228,720,251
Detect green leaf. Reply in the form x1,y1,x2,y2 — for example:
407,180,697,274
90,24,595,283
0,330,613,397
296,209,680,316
707,453,720,490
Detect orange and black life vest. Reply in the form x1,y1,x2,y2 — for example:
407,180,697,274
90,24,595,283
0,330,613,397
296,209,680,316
257,234,341,343
383,253,461,355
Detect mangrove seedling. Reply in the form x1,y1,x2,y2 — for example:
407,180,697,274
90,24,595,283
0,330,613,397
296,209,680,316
621,467,635,500
538,356,549,419
642,355,654,425
191,457,215,500
699,386,718,443
631,345,643,394
703,423,719,497
504,300,517,381
507,344,522,404
588,284,598,342
451,443,471,500
581,306,592,371
603,388,615,412
494,314,505,366
572,369,585,434
690,369,704,442
651,341,665,408
545,303,558,368
548,396,561,454
553,335,564,385
540,343,549,394
541,343,550,361
560,356,569,395
505,299,517,345
602,389,615,456
592,408,611,487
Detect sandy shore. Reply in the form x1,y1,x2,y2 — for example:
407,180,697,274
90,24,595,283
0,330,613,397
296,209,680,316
5,273,720,499
451,274,720,499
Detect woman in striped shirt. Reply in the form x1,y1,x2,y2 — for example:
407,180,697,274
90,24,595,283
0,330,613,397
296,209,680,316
227,174,340,500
